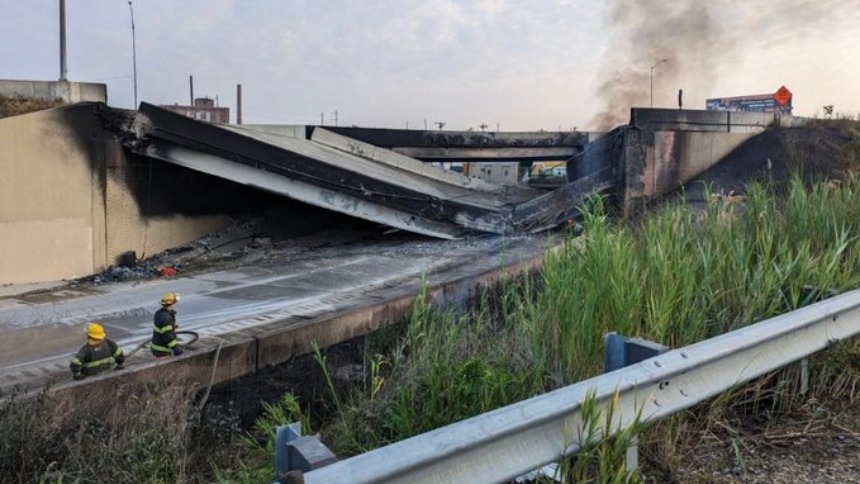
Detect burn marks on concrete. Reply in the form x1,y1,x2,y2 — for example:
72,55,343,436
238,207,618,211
325,125,587,151
111,150,289,218
51,103,108,199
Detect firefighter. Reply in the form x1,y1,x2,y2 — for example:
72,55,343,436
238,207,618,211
70,322,125,380
150,292,184,358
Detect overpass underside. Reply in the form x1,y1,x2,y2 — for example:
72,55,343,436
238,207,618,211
128,103,610,239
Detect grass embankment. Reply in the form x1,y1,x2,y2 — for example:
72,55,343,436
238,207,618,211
3,172,860,483
233,174,860,481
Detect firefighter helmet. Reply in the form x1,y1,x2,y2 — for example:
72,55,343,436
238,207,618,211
160,292,180,306
85,322,106,340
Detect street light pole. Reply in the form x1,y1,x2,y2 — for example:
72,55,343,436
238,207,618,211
128,1,138,108
59,0,67,81
650,59,668,108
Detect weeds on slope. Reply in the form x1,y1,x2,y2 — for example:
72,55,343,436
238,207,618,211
0,380,202,483
8,173,860,482
293,173,860,481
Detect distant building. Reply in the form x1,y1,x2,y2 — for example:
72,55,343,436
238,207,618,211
531,161,567,177
706,86,793,115
161,97,229,124
472,161,520,185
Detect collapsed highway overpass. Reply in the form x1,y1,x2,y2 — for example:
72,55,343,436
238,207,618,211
128,103,614,239
1,101,809,398
1,101,797,287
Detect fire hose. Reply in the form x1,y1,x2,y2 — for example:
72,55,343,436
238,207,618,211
124,330,200,358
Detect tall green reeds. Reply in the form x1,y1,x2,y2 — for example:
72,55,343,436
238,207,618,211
10,173,860,482
318,174,860,464
539,175,860,379
319,285,542,456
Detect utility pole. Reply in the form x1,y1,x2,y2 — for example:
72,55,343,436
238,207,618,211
128,1,138,107
59,0,67,81
331,110,338,126
320,112,324,125
424,119,427,130
650,59,668,108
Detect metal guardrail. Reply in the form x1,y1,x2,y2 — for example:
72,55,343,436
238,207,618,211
304,288,860,483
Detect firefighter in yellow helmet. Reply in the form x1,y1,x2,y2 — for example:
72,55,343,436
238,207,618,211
150,292,183,358
70,322,125,380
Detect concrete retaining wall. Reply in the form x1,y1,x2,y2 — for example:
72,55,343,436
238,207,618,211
621,108,780,215
0,104,235,284
630,108,774,133
0,105,103,284
100,138,231,263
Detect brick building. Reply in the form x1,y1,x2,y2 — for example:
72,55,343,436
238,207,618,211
161,97,229,124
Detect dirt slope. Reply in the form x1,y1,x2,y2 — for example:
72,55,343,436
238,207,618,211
683,121,860,201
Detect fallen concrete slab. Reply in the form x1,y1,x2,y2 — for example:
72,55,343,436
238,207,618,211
128,103,610,239
131,103,526,237
307,127,508,193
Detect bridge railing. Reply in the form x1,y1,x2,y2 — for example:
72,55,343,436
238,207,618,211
297,288,860,483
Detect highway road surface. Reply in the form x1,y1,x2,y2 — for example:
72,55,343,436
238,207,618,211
0,233,550,395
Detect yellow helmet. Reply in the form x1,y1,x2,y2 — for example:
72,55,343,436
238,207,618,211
85,322,106,340
160,292,180,306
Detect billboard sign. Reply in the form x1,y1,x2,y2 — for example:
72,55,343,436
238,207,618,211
706,87,793,114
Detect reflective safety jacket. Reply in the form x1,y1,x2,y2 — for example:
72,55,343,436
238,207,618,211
150,307,179,356
70,338,125,377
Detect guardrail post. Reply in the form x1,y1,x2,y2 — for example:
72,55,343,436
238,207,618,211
797,286,838,395
800,357,810,395
273,422,338,484
275,422,302,482
604,332,670,475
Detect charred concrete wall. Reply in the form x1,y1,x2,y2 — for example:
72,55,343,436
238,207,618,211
324,126,586,149
569,127,626,182
101,138,315,263
0,103,284,285
621,108,777,215
324,126,585,162
101,140,232,263
0,105,104,284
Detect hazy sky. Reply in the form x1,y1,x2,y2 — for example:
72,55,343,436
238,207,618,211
1,0,859,131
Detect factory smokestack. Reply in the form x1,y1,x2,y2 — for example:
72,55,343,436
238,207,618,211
236,84,242,125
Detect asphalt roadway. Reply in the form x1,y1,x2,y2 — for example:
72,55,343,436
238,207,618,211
0,233,552,396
